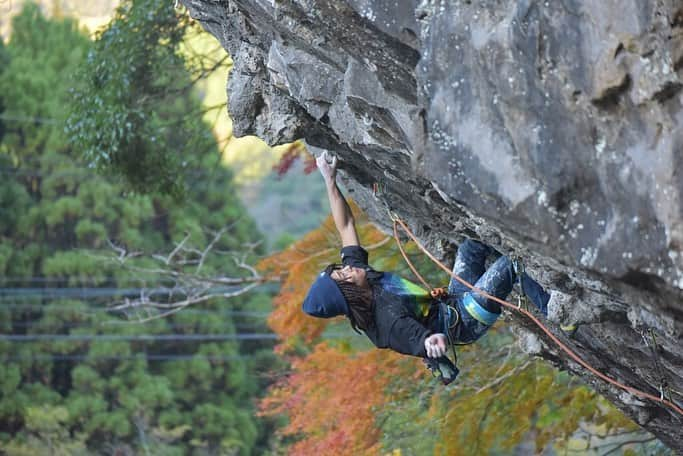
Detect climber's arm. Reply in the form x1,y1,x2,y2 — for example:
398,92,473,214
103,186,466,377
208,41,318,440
317,151,360,247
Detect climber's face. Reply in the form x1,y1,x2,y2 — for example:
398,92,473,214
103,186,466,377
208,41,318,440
330,264,368,289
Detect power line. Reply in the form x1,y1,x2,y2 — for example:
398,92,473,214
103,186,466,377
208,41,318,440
1,277,188,283
0,167,222,178
0,113,60,124
5,354,250,362
0,304,270,317
9,321,268,330
0,332,352,342
0,333,279,342
0,285,262,300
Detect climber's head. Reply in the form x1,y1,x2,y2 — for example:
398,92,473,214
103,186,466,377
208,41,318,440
302,264,373,332
327,263,368,288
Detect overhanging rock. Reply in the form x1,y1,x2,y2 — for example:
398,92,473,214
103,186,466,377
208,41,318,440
181,0,683,449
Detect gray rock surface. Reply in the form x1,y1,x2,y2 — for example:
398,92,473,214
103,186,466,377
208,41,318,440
181,0,683,449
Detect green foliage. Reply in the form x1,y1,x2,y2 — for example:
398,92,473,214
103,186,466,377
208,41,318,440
3,405,88,456
0,38,7,144
66,0,204,196
377,328,651,455
0,3,279,454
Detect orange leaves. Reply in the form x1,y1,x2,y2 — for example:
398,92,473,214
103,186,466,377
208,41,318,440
272,141,317,176
259,343,403,455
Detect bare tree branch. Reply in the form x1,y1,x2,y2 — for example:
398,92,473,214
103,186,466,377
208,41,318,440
599,437,656,456
475,360,532,395
165,231,191,265
106,239,142,262
100,226,278,322
197,226,229,274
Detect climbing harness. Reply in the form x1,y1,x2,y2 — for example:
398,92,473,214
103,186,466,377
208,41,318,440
385,209,683,417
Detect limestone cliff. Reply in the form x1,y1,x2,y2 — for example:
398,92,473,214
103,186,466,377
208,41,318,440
181,0,683,449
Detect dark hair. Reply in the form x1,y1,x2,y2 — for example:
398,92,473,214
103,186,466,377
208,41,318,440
325,264,374,333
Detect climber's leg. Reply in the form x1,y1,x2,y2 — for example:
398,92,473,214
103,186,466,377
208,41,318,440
465,255,549,316
453,255,510,343
447,239,493,298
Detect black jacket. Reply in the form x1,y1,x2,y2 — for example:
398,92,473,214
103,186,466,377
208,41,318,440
341,246,434,358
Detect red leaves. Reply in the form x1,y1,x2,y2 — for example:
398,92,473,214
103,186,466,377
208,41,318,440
272,142,316,177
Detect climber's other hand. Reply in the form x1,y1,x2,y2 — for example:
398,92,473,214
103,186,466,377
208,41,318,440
425,333,447,358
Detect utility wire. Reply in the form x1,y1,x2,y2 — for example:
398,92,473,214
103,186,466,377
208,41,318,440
0,285,263,299
0,277,206,283
0,166,225,178
0,305,270,317
0,113,60,124
0,332,351,342
4,354,250,362
0,333,279,342
9,321,268,330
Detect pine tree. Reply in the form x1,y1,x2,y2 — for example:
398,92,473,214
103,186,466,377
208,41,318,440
0,3,279,454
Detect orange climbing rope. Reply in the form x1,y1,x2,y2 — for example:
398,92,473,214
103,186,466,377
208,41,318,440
391,216,683,418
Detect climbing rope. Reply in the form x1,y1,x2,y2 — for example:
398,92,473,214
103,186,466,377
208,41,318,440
390,215,683,418
391,217,432,292
390,216,464,379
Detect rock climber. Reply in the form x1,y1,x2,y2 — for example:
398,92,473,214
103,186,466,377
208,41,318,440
302,151,551,383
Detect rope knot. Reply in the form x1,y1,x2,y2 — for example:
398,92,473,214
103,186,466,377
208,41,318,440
430,287,447,299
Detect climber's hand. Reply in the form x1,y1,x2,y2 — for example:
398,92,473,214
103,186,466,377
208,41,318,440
424,333,447,358
316,150,337,183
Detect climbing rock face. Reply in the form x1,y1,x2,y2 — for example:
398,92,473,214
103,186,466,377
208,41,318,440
181,0,683,449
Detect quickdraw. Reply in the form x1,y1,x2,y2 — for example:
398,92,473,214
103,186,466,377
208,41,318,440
512,257,529,310
641,328,673,402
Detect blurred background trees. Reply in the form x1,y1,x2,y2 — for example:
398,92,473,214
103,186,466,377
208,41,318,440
0,3,280,454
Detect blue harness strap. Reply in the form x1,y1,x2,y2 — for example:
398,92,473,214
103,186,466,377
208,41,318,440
463,293,499,326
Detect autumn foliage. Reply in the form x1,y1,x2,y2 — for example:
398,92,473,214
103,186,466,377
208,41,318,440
273,141,317,177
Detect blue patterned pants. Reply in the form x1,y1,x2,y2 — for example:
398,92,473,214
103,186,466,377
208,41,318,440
446,239,549,343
